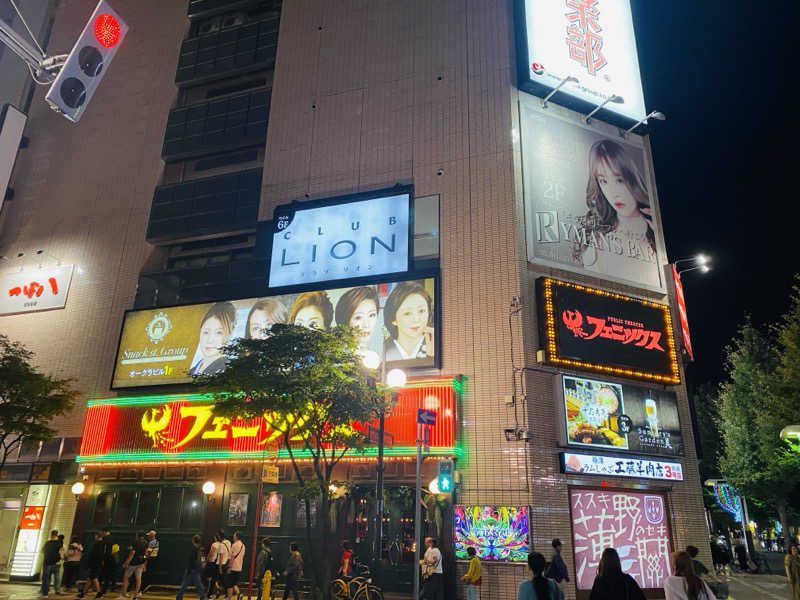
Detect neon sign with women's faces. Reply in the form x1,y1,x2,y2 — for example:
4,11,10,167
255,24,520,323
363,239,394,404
111,277,437,388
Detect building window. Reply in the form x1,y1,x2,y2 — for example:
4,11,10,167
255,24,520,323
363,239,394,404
136,489,159,527
94,491,114,527
112,490,137,527
413,195,439,260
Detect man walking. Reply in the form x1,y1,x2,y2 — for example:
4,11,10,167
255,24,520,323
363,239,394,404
546,538,570,591
421,537,443,600
119,531,148,600
78,532,105,599
176,535,207,600
40,529,62,597
143,530,159,592
225,531,245,600
281,543,303,600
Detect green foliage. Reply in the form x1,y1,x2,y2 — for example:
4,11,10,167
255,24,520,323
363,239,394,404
0,334,77,470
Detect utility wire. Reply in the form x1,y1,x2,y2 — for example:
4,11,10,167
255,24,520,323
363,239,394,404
9,0,45,57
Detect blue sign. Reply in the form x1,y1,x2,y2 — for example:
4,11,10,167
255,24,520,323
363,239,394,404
417,409,436,425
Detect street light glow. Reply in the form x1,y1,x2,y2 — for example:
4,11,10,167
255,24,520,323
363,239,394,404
361,350,381,370
71,481,85,495
202,480,216,495
386,368,407,388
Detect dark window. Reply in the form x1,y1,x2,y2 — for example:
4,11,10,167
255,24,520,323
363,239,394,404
61,437,81,457
94,491,114,526
136,489,159,527
181,489,204,529
18,439,40,460
112,490,137,527
39,438,62,458
158,488,182,528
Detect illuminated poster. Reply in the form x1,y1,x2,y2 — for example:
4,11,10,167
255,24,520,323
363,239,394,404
227,493,248,526
520,99,664,291
570,489,671,590
454,506,529,562
269,190,410,287
112,277,436,388
538,278,680,384
516,0,646,123
260,492,282,527
19,506,45,530
562,375,683,456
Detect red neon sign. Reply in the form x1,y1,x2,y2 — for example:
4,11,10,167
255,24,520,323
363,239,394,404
19,506,45,530
671,265,694,361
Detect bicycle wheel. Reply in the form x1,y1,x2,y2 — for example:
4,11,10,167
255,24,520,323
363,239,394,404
330,578,349,599
353,583,383,600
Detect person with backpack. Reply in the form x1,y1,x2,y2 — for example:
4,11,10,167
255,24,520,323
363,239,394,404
119,531,148,600
461,547,482,600
546,539,569,591
224,531,245,600
176,534,207,600
588,548,645,600
518,552,562,600
664,551,717,600
40,529,62,596
63,536,84,591
254,538,274,600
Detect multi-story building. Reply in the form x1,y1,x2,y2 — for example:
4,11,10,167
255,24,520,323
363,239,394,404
0,1,707,597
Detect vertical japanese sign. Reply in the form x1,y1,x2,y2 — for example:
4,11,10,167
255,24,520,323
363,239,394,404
570,489,671,590
516,0,646,124
0,265,74,316
19,506,45,529
671,265,694,361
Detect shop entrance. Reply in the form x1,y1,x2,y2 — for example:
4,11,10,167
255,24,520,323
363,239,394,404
0,486,25,579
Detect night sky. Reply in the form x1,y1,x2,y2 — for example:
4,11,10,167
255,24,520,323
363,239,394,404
631,2,794,388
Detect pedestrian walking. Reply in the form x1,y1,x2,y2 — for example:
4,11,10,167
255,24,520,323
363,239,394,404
119,531,148,600
460,547,482,600
546,538,570,592
664,551,717,600
734,542,748,572
421,537,443,600
63,536,84,591
588,548,646,600
686,546,709,577
214,532,232,600
281,543,303,600
254,538,274,600
785,544,800,600
78,532,105,599
176,534,207,600
40,530,62,597
101,529,117,595
143,530,160,592
224,531,245,600
204,533,223,599
517,552,562,600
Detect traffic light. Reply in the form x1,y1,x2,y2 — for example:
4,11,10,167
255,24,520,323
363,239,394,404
45,1,128,122
437,459,454,494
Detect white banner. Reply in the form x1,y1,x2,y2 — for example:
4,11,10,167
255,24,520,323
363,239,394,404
0,265,74,316
562,451,683,481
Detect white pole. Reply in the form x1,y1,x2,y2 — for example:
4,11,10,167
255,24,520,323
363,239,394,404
741,496,754,556
413,422,422,600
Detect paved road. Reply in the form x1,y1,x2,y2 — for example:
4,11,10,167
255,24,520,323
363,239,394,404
0,575,795,599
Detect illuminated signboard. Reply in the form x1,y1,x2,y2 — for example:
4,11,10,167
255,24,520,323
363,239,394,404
78,379,458,463
561,452,683,481
520,99,665,291
569,489,672,590
537,278,680,384
269,188,411,288
515,0,646,125
0,264,74,316
560,375,683,456
112,276,436,388
454,506,530,562
671,265,694,361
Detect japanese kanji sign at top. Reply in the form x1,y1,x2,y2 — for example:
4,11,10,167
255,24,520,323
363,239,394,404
538,278,680,384
570,489,672,590
516,0,646,124
0,265,74,316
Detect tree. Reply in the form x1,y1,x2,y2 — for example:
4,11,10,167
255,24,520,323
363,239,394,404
196,324,383,596
717,319,800,542
0,334,77,472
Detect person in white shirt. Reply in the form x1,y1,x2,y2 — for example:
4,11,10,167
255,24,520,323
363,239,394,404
225,531,245,600
215,532,232,599
421,537,443,600
204,534,222,598
664,551,717,600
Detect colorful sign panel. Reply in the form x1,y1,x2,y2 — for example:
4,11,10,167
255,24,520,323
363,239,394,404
561,452,683,481
0,264,74,316
78,380,457,463
516,0,646,124
454,506,530,562
18,506,44,530
570,489,671,590
269,190,411,288
538,278,680,384
562,375,683,456
671,265,694,361
260,492,282,527
520,100,664,291
112,276,436,388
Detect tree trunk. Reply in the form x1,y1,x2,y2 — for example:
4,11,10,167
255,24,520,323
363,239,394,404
777,499,791,553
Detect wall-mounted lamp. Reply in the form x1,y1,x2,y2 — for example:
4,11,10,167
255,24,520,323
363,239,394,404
71,481,85,499
584,94,624,123
542,75,579,108
202,480,216,495
35,249,62,266
623,110,666,136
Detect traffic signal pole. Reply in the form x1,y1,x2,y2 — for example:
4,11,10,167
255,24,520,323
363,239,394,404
413,422,422,600
0,18,65,82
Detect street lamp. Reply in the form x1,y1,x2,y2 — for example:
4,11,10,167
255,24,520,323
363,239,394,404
362,353,405,581
672,254,711,276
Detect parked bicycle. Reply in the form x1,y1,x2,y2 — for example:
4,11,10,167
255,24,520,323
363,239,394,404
330,560,383,600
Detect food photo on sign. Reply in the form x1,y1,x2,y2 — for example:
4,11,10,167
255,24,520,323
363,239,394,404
560,375,684,456
520,98,665,292
111,277,437,388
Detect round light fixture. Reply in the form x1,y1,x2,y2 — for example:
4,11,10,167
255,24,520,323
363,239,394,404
202,481,216,495
361,350,381,370
386,368,407,388
71,481,85,496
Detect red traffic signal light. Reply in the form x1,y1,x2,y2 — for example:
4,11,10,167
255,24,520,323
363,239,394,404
94,14,121,48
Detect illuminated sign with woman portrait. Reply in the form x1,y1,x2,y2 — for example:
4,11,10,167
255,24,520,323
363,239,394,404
111,277,437,388
520,98,665,291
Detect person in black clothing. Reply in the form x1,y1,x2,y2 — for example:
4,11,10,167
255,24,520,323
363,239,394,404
588,548,646,600
121,531,148,599
547,538,570,591
176,535,207,600
79,531,106,599
687,545,709,576
100,529,116,595
734,542,749,572
40,530,62,596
